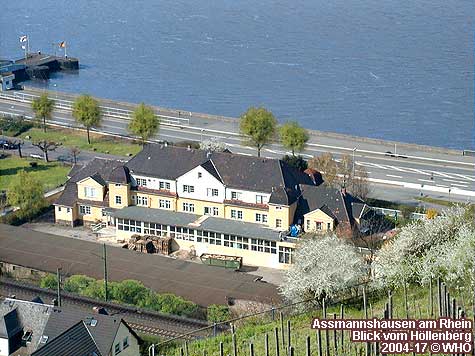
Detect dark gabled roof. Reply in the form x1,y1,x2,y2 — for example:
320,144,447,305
40,307,138,356
89,173,107,186
109,165,131,184
126,144,209,180
67,164,83,179
0,298,53,354
0,308,21,338
126,144,315,202
56,158,126,207
68,158,127,184
295,184,353,224
54,183,77,207
32,321,101,356
201,160,222,183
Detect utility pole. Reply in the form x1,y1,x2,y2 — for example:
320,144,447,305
56,267,62,307
352,147,357,178
103,243,109,302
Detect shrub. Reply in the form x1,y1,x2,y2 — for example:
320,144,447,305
64,275,95,293
207,304,230,323
114,279,149,305
426,208,438,219
39,274,57,289
0,116,32,136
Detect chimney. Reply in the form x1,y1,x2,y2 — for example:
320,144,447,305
164,142,168,147
206,151,212,159
187,145,191,151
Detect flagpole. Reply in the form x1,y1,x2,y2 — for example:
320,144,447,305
65,42,67,58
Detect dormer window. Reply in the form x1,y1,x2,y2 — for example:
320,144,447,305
136,178,147,187
231,191,242,200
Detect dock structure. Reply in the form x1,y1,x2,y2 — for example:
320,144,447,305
0,52,79,89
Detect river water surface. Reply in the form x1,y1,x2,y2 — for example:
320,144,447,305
1,0,473,149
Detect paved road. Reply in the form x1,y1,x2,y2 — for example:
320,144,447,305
1,88,474,204
0,224,280,306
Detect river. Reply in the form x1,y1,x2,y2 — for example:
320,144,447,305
1,0,473,149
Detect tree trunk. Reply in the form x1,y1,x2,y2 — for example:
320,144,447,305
292,149,295,156
43,116,46,132
257,146,261,158
44,150,49,163
87,128,91,144
18,145,22,158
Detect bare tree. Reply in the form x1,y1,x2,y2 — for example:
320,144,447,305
32,140,62,162
70,146,80,164
308,152,338,186
13,140,24,158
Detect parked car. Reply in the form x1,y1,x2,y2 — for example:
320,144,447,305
0,139,18,150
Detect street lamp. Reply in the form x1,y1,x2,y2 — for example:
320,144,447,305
352,147,357,177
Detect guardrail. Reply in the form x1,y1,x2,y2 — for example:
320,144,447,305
0,91,190,127
371,206,426,221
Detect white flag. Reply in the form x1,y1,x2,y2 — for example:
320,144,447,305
21,45,26,50
19,35,28,43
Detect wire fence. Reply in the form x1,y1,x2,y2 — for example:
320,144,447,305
151,279,473,356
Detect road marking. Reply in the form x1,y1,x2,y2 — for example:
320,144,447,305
386,174,403,179
403,167,432,176
451,173,475,182
385,165,408,172
450,183,469,188
442,178,471,184
431,171,454,178
418,179,435,183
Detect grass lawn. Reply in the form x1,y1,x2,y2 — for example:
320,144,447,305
21,127,142,157
0,155,70,192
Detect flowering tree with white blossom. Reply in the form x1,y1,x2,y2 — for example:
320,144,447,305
374,205,475,291
279,234,366,303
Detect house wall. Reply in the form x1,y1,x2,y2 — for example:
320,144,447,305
108,183,130,209
268,202,297,230
78,205,105,225
77,178,104,202
223,205,269,225
304,209,335,232
54,205,77,226
224,188,270,205
111,322,140,356
0,337,9,356
177,198,224,217
130,174,176,193
176,166,225,203
115,225,295,269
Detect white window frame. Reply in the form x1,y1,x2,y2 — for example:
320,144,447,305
276,219,282,228
256,195,265,204
231,209,243,220
183,185,195,193
159,199,171,209
79,205,91,215
159,181,171,190
183,202,195,212
231,191,242,200
84,186,96,198
136,178,147,187
207,188,219,197
115,195,122,205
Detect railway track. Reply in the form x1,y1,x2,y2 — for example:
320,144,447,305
0,278,224,340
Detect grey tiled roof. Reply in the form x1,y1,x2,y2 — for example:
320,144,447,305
56,157,125,207
126,144,315,204
113,206,283,241
40,308,125,356
32,321,101,356
0,308,21,338
295,184,353,224
0,298,53,355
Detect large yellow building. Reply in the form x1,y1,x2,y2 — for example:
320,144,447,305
54,145,367,269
